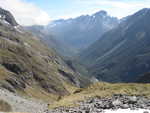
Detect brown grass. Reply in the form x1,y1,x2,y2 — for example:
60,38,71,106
0,100,12,112
49,82,150,109
24,85,60,102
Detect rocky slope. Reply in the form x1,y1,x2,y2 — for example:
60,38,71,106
1,85,150,113
0,88,48,113
0,8,90,101
50,94,150,113
78,8,150,83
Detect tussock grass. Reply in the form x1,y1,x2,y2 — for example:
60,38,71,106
49,82,150,109
0,100,12,112
0,66,10,80
24,86,60,102
62,82,82,94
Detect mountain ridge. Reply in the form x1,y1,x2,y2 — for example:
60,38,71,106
28,10,119,57
78,8,150,83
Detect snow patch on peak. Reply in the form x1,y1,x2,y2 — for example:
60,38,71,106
93,15,96,18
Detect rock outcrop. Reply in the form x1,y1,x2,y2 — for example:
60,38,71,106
0,8,18,26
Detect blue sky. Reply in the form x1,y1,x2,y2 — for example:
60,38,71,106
23,0,79,19
0,0,150,25
25,0,150,19
23,0,96,19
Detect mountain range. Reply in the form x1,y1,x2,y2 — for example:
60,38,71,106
28,11,118,57
1,6,150,113
78,8,150,83
27,8,150,83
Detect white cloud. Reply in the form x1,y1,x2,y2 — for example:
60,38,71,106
74,0,150,18
0,0,150,25
0,0,51,26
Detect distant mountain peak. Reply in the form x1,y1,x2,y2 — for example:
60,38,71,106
0,7,18,26
140,8,150,12
41,10,119,56
133,8,150,18
78,8,150,83
93,10,107,17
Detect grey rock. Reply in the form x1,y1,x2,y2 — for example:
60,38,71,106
0,7,18,26
49,95,150,113
112,99,122,106
122,104,129,109
143,111,149,113
129,96,137,104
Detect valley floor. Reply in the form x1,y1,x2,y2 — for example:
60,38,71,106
1,82,150,113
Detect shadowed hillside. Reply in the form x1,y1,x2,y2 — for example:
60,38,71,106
78,8,150,83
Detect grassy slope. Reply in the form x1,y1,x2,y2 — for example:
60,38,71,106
0,21,90,103
0,26,65,101
49,82,150,109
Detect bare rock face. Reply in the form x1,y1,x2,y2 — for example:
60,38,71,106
0,8,18,26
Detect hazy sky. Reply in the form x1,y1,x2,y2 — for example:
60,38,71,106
0,0,150,26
